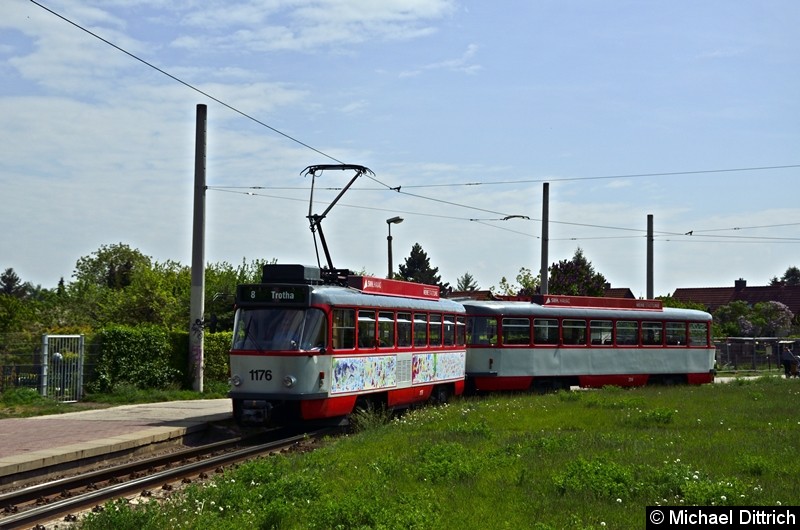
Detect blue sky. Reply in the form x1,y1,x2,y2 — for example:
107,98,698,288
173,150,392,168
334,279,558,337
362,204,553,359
1,0,798,297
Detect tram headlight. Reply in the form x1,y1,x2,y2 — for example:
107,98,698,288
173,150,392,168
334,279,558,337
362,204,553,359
231,375,242,387
283,375,297,388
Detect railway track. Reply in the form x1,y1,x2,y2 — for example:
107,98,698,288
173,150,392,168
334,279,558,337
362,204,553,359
0,427,334,530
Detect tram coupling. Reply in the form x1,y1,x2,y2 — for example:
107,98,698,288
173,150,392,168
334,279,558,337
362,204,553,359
239,400,273,426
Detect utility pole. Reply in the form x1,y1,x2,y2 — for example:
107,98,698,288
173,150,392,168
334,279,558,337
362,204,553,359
540,182,549,294
189,104,207,392
647,214,653,299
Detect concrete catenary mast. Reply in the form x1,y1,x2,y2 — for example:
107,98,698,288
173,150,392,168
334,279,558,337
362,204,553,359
189,104,207,392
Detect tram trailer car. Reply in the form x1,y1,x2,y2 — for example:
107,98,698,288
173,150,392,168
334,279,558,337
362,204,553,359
461,295,716,393
229,264,467,426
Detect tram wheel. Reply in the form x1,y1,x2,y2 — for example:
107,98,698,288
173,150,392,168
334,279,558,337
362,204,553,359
430,385,451,405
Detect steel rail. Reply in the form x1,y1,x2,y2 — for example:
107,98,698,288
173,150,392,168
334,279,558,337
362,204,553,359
0,429,332,530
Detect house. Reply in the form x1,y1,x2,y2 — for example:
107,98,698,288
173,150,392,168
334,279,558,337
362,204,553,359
672,278,800,316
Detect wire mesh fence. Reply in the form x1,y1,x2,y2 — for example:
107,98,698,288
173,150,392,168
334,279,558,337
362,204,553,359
0,333,98,402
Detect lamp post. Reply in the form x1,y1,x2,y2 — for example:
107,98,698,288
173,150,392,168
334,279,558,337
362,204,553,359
386,216,404,278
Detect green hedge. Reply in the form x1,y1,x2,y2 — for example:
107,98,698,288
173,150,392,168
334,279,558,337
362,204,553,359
203,331,232,383
88,327,232,392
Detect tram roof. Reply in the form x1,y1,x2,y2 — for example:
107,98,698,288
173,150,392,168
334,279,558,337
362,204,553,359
461,300,711,321
309,284,466,313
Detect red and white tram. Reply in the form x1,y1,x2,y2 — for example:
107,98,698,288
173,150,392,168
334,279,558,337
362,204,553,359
229,264,467,426
462,295,715,393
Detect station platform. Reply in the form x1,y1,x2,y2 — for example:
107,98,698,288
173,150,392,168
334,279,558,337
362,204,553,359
0,399,233,485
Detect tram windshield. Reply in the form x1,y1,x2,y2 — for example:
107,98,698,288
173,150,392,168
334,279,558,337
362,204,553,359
232,307,327,351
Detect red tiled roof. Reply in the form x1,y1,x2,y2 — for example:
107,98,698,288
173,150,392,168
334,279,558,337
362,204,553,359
672,284,800,315
604,288,635,299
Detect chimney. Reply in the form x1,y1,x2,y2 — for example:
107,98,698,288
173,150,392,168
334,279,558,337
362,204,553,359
734,278,746,291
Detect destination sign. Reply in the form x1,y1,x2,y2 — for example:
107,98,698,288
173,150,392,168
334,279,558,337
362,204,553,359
235,284,312,307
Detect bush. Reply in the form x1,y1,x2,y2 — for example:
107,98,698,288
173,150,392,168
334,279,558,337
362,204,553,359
83,327,231,394
1,386,46,406
88,326,182,392
203,331,232,383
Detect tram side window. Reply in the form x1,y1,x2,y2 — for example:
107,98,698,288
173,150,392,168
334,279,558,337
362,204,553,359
642,322,663,346
429,313,443,346
502,318,531,345
358,310,377,349
378,311,395,348
689,322,708,346
443,315,456,346
414,313,429,347
467,316,497,345
332,308,355,349
533,318,559,345
616,321,638,346
456,316,466,346
590,320,613,345
397,312,412,347
562,319,587,346
666,322,687,346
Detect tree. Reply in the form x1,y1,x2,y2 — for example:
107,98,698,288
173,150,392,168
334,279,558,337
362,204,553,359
547,247,607,296
657,296,707,311
396,243,450,292
491,267,539,296
73,243,150,289
0,268,25,298
0,294,26,333
204,258,274,332
750,301,793,337
713,300,754,338
455,272,479,292
713,300,794,338
781,266,800,286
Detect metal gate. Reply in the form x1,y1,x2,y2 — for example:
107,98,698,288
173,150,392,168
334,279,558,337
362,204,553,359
41,334,85,402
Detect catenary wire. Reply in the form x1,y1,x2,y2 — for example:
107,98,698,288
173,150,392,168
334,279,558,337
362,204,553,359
32,1,800,247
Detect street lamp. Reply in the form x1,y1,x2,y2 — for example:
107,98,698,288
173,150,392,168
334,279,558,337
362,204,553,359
386,216,404,278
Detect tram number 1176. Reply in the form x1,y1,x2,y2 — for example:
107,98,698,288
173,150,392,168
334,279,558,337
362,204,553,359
249,369,273,381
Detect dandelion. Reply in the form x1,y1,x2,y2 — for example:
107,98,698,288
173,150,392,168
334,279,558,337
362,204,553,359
616,498,622,503
721,495,727,501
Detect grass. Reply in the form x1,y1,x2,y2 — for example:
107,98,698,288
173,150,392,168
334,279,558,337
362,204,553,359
75,376,800,529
